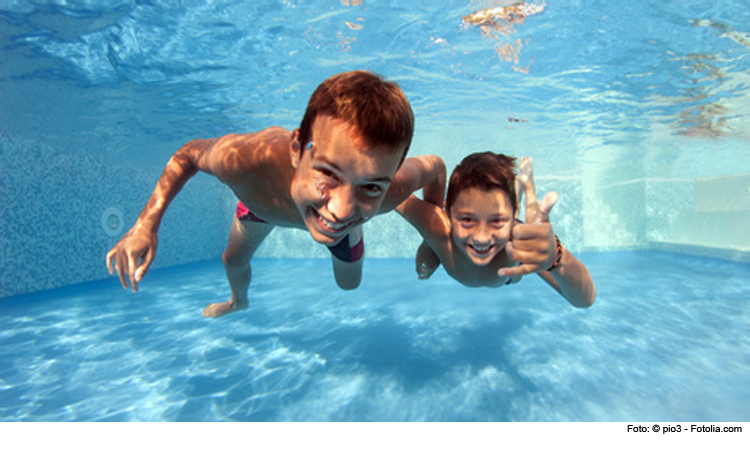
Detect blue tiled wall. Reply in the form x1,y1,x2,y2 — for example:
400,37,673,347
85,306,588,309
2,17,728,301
0,137,233,298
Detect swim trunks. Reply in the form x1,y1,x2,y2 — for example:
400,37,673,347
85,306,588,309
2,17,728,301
236,201,268,223
327,226,365,263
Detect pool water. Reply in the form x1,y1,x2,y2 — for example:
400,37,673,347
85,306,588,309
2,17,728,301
2,0,750,424
1,252,748,421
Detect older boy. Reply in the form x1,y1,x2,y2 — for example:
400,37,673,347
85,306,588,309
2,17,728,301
106,71,446,317
396,152,595,308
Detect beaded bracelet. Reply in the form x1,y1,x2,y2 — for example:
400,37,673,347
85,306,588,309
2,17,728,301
547,234,563,272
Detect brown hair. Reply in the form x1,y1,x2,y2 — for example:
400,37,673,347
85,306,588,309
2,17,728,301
446,152,517,215
298,71,414,163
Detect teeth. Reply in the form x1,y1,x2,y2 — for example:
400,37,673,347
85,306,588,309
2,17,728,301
317,212,349,231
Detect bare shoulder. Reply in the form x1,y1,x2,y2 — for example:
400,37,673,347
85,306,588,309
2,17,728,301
205,127,293,181
213,127,291,153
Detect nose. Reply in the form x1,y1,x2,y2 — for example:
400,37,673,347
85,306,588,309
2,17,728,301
472,224,492,245
327,185,357,222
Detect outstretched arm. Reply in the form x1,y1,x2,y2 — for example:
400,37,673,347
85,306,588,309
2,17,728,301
498,157,596,308
106,138,218,292
381,155,446,212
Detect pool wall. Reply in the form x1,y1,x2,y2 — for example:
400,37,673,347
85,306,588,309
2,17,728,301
0,136,233,298
587,171,750,260
3,130,748,299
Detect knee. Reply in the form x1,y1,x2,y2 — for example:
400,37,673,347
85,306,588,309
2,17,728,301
222,250,250,268
336,277,361,291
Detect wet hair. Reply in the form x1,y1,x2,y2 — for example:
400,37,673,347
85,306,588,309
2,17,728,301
446,151,517,215
298,70,414,164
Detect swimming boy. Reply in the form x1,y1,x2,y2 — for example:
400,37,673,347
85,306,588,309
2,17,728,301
106,71,446,317
396,152,595,308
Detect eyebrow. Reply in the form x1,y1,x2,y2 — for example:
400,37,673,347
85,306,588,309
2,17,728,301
315,156,394,183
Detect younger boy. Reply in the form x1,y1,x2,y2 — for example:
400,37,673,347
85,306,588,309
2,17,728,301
106,70,446,317
396,152,595,308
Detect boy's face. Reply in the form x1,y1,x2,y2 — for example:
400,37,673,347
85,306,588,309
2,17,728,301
449,187,514,266
290,115,404,246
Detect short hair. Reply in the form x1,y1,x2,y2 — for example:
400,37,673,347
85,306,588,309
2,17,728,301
446,152,517,215
298,71,414,163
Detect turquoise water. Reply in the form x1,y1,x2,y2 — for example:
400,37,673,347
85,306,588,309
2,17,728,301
1,252,748,421
2,0,750,422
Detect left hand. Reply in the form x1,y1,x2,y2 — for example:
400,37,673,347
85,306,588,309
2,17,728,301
498,191,558,278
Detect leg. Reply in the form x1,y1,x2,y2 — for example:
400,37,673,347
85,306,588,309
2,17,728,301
202,217,274,318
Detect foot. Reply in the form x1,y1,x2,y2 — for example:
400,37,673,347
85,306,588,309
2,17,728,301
416,241,440,280
201,299,248,318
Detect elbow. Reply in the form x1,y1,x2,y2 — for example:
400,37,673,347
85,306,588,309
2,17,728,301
572,286,596,309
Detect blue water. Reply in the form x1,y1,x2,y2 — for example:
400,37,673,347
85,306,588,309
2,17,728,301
2,0,750,423
1,252,748,421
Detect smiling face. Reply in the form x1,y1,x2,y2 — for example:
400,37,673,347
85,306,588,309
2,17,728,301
290,115,404,245
449,187,514,266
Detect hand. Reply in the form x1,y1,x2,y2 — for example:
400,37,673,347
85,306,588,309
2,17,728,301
106,226,158,292
498,191,558,278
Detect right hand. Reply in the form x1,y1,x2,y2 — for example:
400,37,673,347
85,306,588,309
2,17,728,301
498,190,559,279
106,226,158,292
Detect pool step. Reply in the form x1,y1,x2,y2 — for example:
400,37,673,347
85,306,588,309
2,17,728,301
667,209,750,249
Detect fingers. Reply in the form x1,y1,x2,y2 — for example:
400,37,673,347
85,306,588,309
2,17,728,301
106,249,116,275
136,249,154,283
510,222,551,241
503,236,553,277
537,191,558,224
116,252,129,290
107,246,147,292
497,263,535,278
126,253,139,293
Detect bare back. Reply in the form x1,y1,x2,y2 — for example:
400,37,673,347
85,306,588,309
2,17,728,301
201,127,304,228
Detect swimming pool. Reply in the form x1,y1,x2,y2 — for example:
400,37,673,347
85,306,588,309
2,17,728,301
1,252,748,421
1,0,749,422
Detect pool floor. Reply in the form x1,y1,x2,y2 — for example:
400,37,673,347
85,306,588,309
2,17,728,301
0,251,748,421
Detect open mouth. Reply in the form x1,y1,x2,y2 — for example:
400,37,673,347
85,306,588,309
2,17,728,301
312,208,353,235
468,243,494,256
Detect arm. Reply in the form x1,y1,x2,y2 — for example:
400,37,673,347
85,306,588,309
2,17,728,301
498,157,595,307
397,195,449,280
395,194,448,239
380,155,446,212
498,193,595,308
537,244,596,308
106,138,220,292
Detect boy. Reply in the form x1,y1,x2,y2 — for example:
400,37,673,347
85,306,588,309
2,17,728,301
396,152,595,308
106,71,446,317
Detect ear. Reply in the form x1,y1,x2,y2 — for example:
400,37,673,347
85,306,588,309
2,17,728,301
289,129,302,169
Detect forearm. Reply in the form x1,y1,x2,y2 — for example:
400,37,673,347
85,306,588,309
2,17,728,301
544,246,596,308
384,155,446,212
414,155,446,207
134,141,208,232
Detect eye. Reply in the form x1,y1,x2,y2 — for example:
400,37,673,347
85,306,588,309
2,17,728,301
458,216,476,227
316,167,339,182
491,218,508,228
360,183,385,198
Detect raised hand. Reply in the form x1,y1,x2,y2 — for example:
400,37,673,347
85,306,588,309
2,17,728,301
498,157,559,278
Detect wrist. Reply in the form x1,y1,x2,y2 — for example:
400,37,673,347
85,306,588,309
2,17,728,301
546,234,563,272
